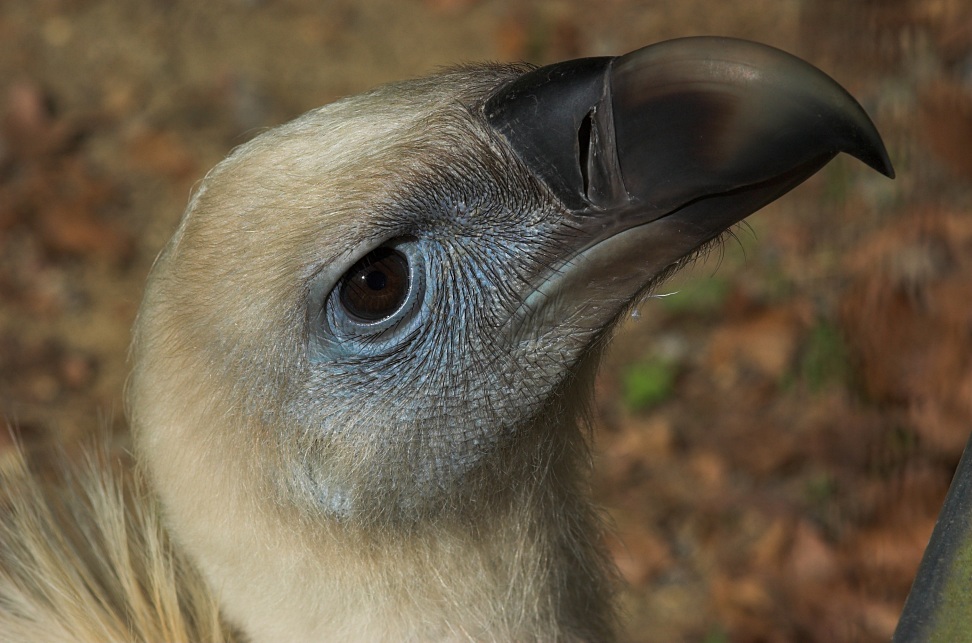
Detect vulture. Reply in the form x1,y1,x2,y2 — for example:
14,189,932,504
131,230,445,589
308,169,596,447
0,37,893,642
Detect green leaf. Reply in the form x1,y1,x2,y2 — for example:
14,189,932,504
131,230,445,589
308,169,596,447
621,359,677,411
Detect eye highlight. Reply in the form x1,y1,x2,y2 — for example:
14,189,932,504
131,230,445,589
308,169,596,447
339,248,410,322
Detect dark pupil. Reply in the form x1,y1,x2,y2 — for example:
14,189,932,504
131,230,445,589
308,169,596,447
364,269,387,291
339,248,409,322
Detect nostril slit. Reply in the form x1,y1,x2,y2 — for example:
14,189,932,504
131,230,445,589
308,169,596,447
577,109,594,197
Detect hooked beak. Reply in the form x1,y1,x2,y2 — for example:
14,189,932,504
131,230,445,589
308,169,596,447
484,37,894,330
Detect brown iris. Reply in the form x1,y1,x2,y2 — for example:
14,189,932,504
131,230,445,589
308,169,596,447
339,248,410,322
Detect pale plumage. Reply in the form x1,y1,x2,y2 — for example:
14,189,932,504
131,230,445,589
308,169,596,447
0,444,234,642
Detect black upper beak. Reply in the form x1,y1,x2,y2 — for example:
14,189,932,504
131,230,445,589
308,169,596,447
484,37,894,254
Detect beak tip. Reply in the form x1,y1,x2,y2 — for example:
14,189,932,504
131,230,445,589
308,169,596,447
850,125,895,179
875,152,896,180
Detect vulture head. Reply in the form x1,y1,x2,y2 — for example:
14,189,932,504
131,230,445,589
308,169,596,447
126,37,892,641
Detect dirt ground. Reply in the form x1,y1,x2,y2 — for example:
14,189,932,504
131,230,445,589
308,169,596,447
1,0,971,641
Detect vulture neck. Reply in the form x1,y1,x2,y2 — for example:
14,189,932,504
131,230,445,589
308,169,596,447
138,355,617,642
206,429,613,642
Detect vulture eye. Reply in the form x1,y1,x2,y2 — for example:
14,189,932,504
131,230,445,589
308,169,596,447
310,239,424,356
338,248,410,322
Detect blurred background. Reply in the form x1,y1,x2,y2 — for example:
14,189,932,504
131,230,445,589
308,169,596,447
0,1,969,641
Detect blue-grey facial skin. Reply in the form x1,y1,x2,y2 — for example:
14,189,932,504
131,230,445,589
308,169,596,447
292,130,605,525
